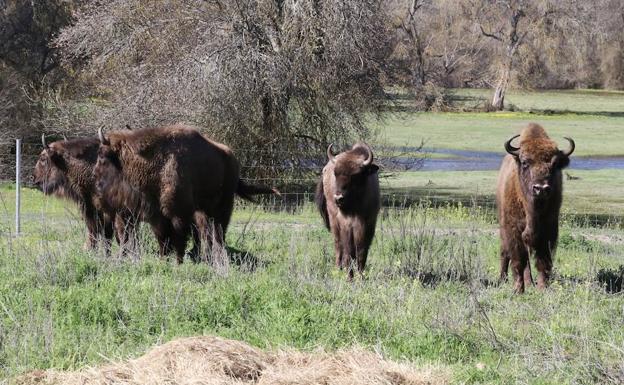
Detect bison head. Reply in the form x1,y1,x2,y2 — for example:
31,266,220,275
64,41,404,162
94,127,123,194
505,133,575,201
33,134,69,196
328,143,379,210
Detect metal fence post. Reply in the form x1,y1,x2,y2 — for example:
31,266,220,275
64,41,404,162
15,138,21,235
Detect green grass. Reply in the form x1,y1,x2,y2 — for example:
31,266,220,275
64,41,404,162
384,169,624,218
375,111,624,156
3,89,624,384
375,89,624,156
1,185,624,384
451,88,624,113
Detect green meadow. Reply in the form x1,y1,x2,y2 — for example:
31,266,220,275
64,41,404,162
2,89,624,384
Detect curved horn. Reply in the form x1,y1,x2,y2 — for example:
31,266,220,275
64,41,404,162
98,126,109,145
62,134,67,141
361,143,373,166
562,137,575,157
327,144,336,163
41,133,47,148
504,134,520,156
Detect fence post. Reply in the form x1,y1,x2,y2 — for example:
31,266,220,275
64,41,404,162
15,138,21,235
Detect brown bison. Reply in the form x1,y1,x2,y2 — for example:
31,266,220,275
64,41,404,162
33,135,117,253
95,124,278,263
497,123,575,293
315,143,381,279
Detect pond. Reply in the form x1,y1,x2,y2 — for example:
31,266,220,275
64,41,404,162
395,148,624,171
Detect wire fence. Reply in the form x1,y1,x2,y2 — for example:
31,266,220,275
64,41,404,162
1,138,619,235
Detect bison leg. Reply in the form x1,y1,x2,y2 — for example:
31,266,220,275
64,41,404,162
102,214,115,257
190,211,213,263
510,257,528,294
523,261,534,287
355,243,369,278
534,242,553,290
508,238,530,293
151,217,175,257
332,223,343,269
340,227,356,281
83,207,99,251
170,216,190,264
116,212,139,258
499,251,510,282
354,223,374,278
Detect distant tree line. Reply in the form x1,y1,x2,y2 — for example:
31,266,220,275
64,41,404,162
1,0,623,179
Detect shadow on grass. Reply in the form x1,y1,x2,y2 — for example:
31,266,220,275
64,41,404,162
596,266,624,294
414,271,495,288
554,267,624,294
225,246,268,272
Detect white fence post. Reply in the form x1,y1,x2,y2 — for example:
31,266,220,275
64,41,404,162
15,138,21,235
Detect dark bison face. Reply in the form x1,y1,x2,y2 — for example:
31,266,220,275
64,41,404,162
505,135,575,201
33,144,68,195
328,144,379,210
94,143,122,194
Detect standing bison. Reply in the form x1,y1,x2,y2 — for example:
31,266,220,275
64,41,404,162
497,123,575,293
33,135,116,254
315,143,380,279
95,124,278,263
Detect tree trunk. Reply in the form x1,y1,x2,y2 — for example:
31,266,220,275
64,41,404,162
491,61,511,111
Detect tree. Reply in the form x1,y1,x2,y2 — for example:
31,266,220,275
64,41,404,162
53,0,392,180
475,0,533,110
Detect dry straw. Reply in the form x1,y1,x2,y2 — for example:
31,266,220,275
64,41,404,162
14,336,447,385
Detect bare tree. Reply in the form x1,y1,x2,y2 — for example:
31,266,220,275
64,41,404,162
475,0,532,110
53,0,392,181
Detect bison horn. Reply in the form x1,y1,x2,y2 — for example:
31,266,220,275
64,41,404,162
362,143,373,166
98,126,110,145
562,137,575,157
62,135,67,141
41,133,47,148
504,134,520,156
327,144,336,163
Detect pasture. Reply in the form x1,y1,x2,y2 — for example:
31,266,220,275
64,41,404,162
1,90,624,384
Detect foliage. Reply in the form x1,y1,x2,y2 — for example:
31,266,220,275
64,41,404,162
50,0,392,180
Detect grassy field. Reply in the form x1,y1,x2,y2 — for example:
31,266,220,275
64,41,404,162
376,89,624,156
2,89,624,384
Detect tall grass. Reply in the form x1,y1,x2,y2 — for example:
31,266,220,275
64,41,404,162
1,195,624,384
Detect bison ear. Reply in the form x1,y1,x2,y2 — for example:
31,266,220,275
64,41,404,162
366,164,379,175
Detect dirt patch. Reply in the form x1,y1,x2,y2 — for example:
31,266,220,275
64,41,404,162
14,336,447,385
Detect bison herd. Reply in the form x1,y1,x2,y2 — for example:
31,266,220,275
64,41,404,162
33,123,574,292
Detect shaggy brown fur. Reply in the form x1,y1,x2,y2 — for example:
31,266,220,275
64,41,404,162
95,124,278,263
316,143,380,279
33,137,117,254
496,123,575,293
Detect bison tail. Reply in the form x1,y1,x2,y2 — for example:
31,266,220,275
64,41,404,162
236,179,281,202
315,179,330,230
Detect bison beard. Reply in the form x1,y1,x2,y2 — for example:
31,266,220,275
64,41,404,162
33,136,117,254
496,123,575,293
95,124,279,263
316,143,380,280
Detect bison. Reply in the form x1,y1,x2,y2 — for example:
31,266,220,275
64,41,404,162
315,143,380,279
497,123,575,293
94,124,278,263
33,135,117,254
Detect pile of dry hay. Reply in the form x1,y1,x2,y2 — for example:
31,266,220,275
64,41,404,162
15,336,447,385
